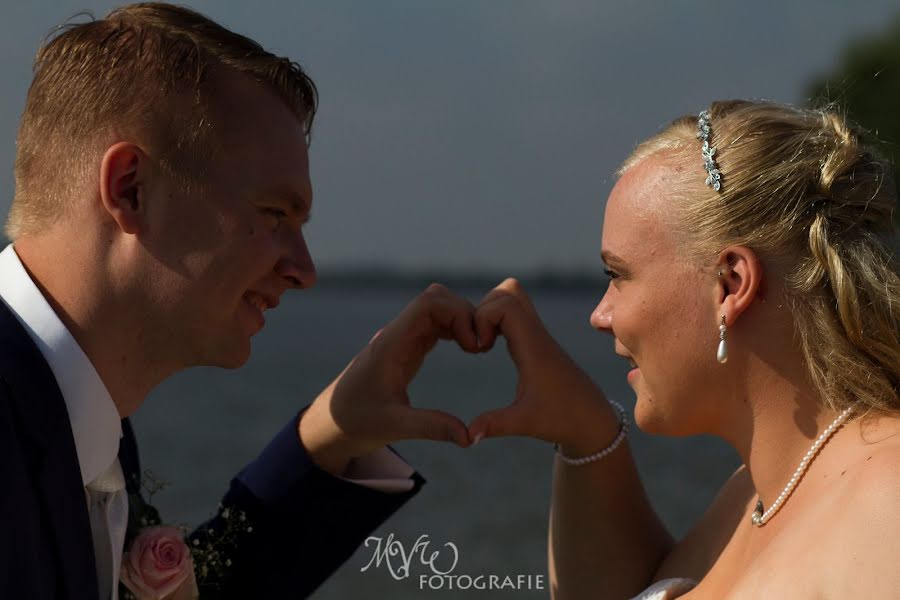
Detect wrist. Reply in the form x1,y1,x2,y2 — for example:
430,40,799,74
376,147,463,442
298,401,369,477
556,399,626,458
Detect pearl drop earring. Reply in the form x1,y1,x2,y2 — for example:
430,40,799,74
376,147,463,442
717,314,728,364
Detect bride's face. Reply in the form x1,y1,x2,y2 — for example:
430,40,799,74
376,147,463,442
590,153,724,435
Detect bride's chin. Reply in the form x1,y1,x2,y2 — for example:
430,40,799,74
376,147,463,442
634,396,708,437
633,394,681,435
633,400,666,434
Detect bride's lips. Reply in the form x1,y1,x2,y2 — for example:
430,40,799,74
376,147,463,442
617,352,639,382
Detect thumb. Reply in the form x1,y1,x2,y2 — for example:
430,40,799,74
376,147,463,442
468,403,529,444
395,407,471,448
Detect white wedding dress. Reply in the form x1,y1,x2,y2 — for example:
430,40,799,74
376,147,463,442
629,578,697,599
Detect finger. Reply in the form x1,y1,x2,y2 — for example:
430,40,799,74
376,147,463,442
476,278,534,312
473,287,511,351
393,406,472,448
474,278,536,352
436,295,480,354
407,284,480,353
474,297,502,352
373,284,445,348
475,298,539,368
468,403,530,443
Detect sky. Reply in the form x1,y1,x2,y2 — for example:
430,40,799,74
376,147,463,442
1,1,898,273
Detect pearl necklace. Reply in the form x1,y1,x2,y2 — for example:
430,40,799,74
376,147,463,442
750,406,854,526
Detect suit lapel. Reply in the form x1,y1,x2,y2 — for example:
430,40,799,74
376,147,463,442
0,301,99,599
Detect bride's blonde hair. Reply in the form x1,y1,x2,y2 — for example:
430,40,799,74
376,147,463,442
621,100,899,414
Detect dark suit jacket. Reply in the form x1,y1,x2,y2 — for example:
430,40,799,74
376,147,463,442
0,300,424,599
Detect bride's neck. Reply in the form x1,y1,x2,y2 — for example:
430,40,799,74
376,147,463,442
724,368,843,514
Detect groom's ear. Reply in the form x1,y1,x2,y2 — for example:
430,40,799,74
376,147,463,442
98,142,150,235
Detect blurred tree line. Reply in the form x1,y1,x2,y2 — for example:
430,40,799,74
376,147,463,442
808,15,900,229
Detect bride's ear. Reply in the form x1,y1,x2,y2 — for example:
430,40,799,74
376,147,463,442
715,246,764,324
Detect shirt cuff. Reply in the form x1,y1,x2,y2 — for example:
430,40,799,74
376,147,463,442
340,447,415,493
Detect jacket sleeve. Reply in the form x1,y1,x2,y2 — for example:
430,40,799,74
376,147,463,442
188,410,425,599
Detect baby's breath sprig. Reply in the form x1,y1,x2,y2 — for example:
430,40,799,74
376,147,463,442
126,470,167,535
188,503,254,590
140,469,170,506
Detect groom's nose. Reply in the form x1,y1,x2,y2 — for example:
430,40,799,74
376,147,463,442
276,232,317,290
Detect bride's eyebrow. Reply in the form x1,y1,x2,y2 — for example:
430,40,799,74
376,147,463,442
600,249,628,266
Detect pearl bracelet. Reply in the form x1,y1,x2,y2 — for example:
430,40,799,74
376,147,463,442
554,401,629,466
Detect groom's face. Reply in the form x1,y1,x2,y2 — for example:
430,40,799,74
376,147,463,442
142,69,316,369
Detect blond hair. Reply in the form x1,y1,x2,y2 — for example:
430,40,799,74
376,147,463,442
7,2,318,239
622,100,899,414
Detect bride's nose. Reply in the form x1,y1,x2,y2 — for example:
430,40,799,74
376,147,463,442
590,294,613,334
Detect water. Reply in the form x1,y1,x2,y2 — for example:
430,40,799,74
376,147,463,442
133,286,740,598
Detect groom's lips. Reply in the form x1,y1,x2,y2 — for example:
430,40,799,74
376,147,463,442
244,290,280,311
242,290,280,331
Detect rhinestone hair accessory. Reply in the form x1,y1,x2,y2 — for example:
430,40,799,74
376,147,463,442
697,110,723,192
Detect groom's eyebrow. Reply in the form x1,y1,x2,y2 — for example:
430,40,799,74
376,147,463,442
268,186,312,223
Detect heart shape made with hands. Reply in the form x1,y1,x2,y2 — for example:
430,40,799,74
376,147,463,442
465,284,612,449
321,279,613,453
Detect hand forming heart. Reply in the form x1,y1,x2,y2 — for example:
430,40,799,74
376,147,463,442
299,279,617,476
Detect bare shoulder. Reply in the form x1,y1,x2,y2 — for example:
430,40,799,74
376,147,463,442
838,427,900,522
653,464,755,581
822,421,900,596
843,416,900,505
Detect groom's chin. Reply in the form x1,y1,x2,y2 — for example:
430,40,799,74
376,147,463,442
203,339,253,370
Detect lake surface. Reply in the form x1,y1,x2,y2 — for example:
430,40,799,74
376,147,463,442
133,285,740,598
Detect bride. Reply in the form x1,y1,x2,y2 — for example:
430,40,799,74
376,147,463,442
467,100,900,598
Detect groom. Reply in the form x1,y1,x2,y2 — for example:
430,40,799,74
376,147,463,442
0,3,480,599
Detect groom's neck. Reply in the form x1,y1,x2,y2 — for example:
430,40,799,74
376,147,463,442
14,233,175,418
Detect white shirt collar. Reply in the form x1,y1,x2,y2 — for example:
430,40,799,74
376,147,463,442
0,243,121,486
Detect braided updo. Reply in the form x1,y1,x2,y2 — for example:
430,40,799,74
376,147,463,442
621,100,899,414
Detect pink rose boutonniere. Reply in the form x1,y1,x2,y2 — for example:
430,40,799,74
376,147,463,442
120,526,199,600
120,471,253,598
